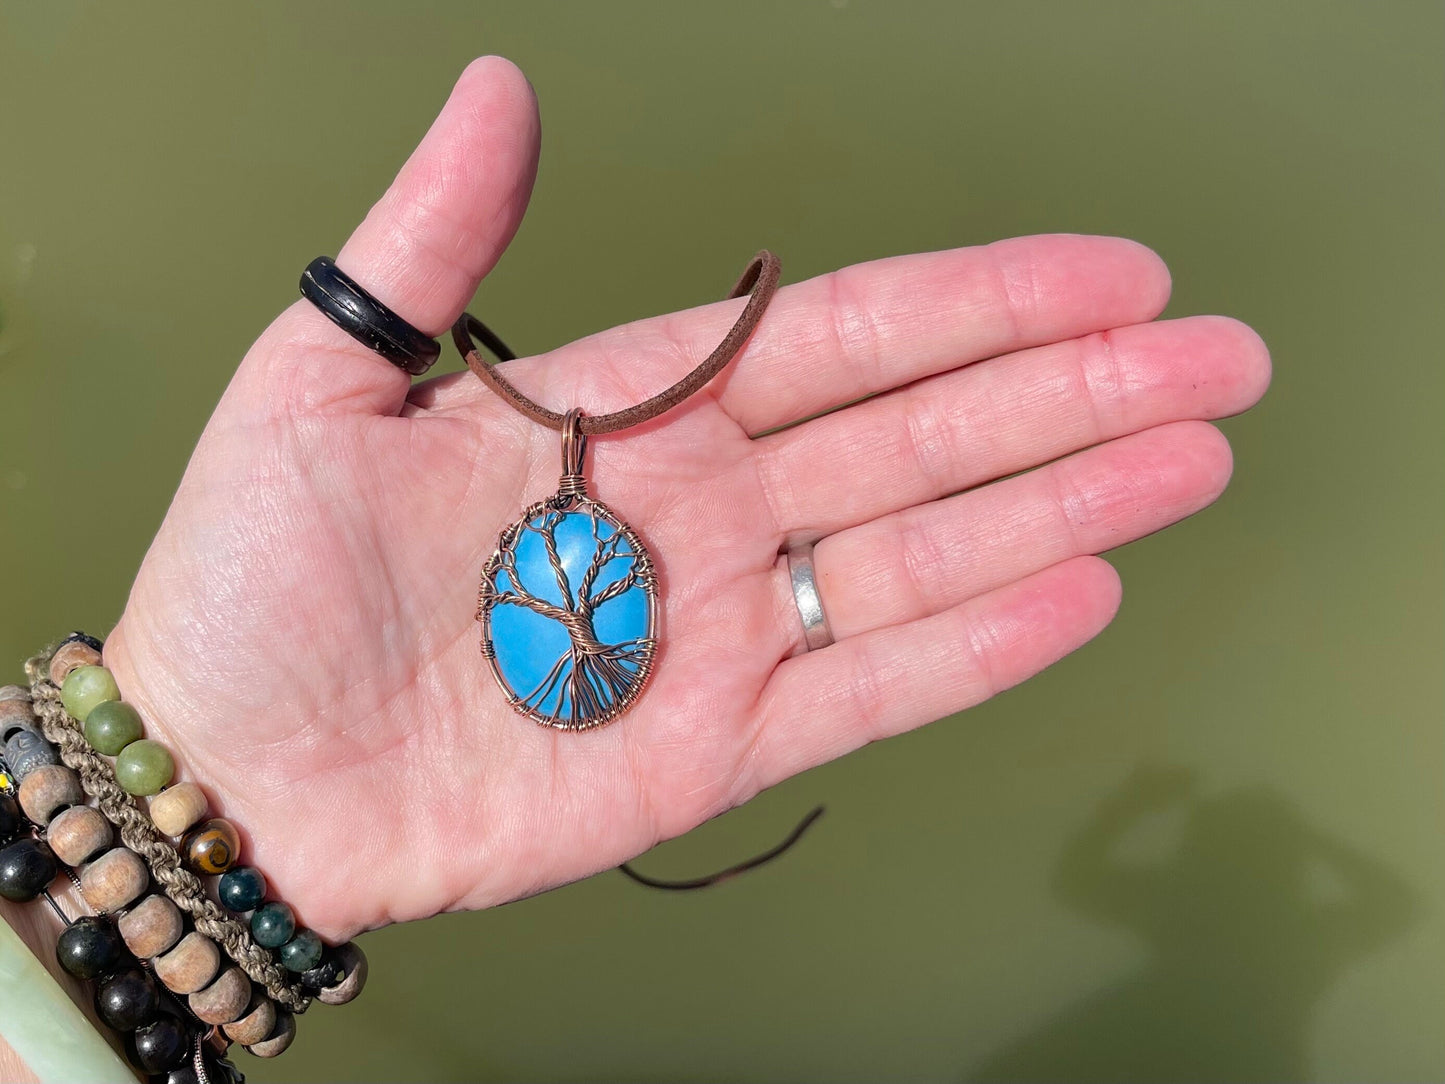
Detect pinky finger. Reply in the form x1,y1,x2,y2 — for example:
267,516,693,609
745,557,1123,790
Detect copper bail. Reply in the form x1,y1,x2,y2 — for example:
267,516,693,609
558,408,588,500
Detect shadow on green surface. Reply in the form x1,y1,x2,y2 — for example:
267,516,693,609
964,766,1423,1083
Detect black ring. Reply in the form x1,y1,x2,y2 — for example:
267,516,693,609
299,256,441,376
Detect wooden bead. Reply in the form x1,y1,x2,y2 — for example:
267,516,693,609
149,782,208,837
118,893,183,959
245,1009,295,1058
189,965,249,1025
48,640,103,685
181,818,240,875
222,991,276,1045
46,804,112,865
153,930,220,995
0,697,34,739
80,846,148,912
0,684,30,703
316,941,368,1006
18,764,83,827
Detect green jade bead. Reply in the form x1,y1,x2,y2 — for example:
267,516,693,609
59,666,120,722
279,929,323,973
114,740,174,796
82,700,143,756
251,902,295,948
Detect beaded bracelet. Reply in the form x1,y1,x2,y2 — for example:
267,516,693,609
1,689,246,1081
50,650,332,985
15,634,368,1058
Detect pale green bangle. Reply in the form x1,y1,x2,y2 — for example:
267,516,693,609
0,914,134,1084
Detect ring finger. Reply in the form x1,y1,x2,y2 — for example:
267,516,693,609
777,420,1232,650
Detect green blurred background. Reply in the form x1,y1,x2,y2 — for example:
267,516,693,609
1,2,1440,1080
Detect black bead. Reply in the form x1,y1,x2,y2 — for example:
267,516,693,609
61,631,105,653
0,838,57,902
57,916,124,979
157,1064,199,1084
155,1055,244,1084
95,966,159,1031
0,793,23,842
131,1013,188,1073
300,949,344,991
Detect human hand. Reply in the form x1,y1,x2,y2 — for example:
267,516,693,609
103,57,1269,940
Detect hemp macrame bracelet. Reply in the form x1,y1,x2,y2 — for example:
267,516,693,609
1,689,248,1079
23,649,312,1018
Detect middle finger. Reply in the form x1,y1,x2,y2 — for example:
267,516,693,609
752,314,1269,539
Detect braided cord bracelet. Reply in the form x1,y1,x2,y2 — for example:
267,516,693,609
2,685,248,1080
4,634,363,1068
23,652,310,1016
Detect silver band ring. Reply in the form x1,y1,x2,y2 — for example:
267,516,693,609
786,542,834,655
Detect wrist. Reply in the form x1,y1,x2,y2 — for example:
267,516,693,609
29,630,367,1038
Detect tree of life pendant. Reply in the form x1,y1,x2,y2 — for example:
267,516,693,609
477,411,657,729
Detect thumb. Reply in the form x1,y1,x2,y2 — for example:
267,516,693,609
233,56,540,417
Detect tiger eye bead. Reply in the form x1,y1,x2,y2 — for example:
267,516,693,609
115,739,174,796
82,699,143,755
48,639,103,685
0,838,57,902
189,965,250,1025
245,1009,295,1058
80,846,148,912
154,930,220,995
118,893,183,959
18,763,83,827
218,865,266,912
181,818,240,874
3,727,58,781
46,803,112,865
250,901,294,948
223,991,276,1045
60,665,121,722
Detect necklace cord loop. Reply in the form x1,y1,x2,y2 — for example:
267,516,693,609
617,805,826,892
452,250,781,436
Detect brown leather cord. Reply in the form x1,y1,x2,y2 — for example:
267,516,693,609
451,250,781,435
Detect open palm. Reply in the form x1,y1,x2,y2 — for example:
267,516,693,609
103,58,1269,941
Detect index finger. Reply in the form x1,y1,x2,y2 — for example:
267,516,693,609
417,234,1170,435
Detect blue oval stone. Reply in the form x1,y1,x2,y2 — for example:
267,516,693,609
485,505,654,728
